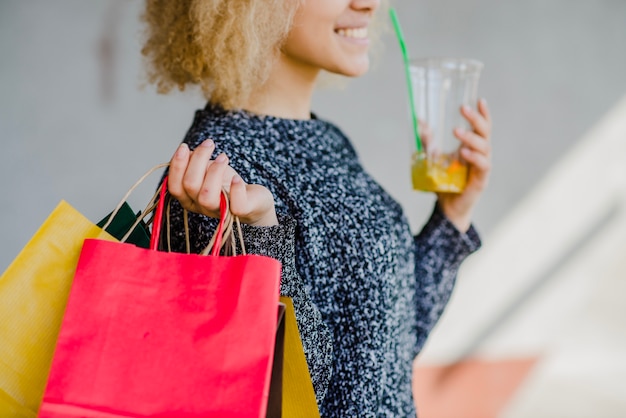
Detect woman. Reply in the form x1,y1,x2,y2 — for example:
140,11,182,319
142,0,492,416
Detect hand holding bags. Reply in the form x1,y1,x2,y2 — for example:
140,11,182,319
39,177,282,418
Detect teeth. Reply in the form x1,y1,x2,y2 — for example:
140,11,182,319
336,27,368,39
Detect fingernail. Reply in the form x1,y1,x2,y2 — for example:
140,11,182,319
462,105,471,114
479,98,487,106
232,175,242,184
455,127,466,136
175,143,188,158
201,139,214,148
215,153,227,163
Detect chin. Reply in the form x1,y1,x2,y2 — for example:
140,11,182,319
344,66,370,77
333,59,370,77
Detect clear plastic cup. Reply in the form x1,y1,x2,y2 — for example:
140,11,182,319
409,58,483,193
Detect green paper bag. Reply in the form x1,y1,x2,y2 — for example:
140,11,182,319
97,202,151,248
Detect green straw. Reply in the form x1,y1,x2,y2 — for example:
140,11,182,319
389,8,423,153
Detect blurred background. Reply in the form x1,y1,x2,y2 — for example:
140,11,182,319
1,1,625,417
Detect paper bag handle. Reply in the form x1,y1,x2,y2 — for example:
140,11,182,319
151,177,241,256
209,189,229,256
149,176,169,250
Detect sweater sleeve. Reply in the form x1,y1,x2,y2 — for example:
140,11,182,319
413,203,481,352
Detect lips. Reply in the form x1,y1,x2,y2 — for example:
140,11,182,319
335,27,368,39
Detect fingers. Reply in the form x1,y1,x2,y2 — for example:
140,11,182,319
228,174,248,215
183,139,216,200
168,139,227,215
461,98,492,139
454,128,490,155
454,123,491,188
418,119,434,149
168,143,193,207
460,146,490,176
195,153,230,212
477,98,491,126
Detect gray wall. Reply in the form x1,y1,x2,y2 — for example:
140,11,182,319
2,0,626,270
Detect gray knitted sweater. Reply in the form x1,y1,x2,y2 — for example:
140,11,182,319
166,104,481,417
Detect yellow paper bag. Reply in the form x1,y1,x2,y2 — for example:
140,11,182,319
280,296,321,417
0,201,115,417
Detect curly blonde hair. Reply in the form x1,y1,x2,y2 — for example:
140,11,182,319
141,0,301,109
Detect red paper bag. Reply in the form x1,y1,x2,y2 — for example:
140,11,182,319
39,181,281,418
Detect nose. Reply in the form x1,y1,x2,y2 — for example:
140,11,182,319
351,0,381,15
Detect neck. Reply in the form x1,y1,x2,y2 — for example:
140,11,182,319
244,53,319,120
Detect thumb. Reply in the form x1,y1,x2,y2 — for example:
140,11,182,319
229,175,249,217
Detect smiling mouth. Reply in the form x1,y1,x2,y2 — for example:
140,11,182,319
335,27,368,39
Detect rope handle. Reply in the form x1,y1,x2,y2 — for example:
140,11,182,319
198,190,246,256
149,175,169,250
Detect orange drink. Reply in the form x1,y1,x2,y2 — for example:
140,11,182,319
411,152,468,193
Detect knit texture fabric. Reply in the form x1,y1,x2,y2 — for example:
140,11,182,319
165,104,481,417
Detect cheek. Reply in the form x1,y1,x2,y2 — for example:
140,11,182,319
284,22,335,62
282,7,372,76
